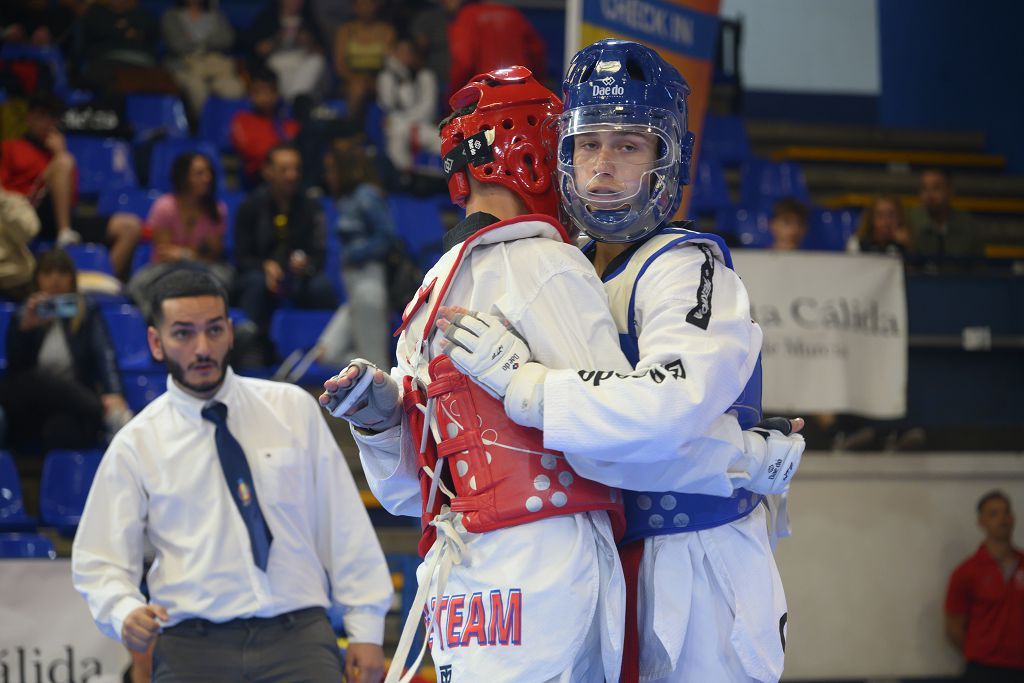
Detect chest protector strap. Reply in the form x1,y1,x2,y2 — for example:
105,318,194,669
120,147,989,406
405,355,625,556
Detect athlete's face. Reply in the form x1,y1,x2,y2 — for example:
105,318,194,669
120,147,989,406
572,130,658,200
978,497,1014,543
149,296,233,399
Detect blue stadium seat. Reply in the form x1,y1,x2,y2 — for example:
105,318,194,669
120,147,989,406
218,0,265,31
740,159,810,208
701,114,752,166
122,369,168,413
100,304,155,370
64,243,113,275
39,449,103,536
806,208,861,252
198,95,248,150
130,241,153,275
688,157,732,215
0,301,18,373
97,187,162,220
731,207,773,248
124,94,189,142
269,309,335,358
148,138,225,193
0,533,56,559
65,136,137,197
0,451,37,531
389,194,448,270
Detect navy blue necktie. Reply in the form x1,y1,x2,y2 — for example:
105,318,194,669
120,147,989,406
201,401,273,571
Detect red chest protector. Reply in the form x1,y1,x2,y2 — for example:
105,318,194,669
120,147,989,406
405,355,625,557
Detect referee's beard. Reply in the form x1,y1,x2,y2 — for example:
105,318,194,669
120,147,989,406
165,350,230,398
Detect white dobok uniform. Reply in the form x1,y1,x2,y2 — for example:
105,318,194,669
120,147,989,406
353,215,766,682
538,228,788,683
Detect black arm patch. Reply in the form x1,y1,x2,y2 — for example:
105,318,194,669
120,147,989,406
685,244,715,330
577,358,685,386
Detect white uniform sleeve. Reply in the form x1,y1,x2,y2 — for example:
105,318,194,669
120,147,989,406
308,396,393,645
352,420,423,518
71,439,149,643
540,244,763,474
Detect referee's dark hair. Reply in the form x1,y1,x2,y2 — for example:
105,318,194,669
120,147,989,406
147,269,229,327
976,489,1011,514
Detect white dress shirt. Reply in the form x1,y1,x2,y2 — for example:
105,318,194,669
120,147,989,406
72,368,393,645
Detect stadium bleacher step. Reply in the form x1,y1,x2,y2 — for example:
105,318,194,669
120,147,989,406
745,120,986,153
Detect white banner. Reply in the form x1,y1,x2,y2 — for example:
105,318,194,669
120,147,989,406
0,559,129,683
731,250,907,418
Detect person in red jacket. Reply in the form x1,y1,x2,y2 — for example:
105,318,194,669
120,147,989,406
945,490,1024,682
0,92,79,247
0,92,140,278
229,67,300,186
443,0,546,100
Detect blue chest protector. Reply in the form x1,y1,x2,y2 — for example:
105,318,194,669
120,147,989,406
608,225,764,544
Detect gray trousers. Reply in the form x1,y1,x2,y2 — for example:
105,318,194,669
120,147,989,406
152,607,343,683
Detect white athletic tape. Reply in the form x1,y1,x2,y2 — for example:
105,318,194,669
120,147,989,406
328,369,376,417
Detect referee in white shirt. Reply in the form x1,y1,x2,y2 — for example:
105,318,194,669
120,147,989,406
72,269,393,683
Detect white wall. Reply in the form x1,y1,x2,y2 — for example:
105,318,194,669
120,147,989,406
720,0,881,94
777,453,1024,679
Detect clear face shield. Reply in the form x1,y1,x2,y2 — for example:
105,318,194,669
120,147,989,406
557,105,681,242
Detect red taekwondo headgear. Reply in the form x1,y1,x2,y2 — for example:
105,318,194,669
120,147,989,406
439,66,562,220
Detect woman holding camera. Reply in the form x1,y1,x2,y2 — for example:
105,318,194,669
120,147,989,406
0,249,131,452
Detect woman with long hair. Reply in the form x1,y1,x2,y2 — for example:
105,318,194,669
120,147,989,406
127,152,232,311
847,194,912,256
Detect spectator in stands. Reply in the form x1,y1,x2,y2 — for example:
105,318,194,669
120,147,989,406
127,152,231,310
78,0,175,96
847,195,912,257
0,0,76,55
410,1,450,103
377,36,441,175
769,196,809,251
244,0,328,103
0,249,131,451
160,0,245,119
71,269,391,683
333,0,396,121
314,142,393,369
908,168,981,259
945,490,1024,681
444,0,546,100
229,67,301,187
234,144,336,360
0,93,141,278
0,179,40,301
309,0,352,53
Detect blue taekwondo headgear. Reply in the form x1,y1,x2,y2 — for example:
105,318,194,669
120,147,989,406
558,39,694,243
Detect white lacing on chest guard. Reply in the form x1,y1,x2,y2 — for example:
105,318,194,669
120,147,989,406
384,507,468,683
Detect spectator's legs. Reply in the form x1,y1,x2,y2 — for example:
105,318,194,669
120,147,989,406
205,54,245,101
106,212,141,281
342,262,389,369
385,117,414,172
0,370,104,449
43,151,77,245
170,56,210,119
235,268,274,329
292,272,337,310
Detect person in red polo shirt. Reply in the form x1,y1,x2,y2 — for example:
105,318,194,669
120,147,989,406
945,490,1024,682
